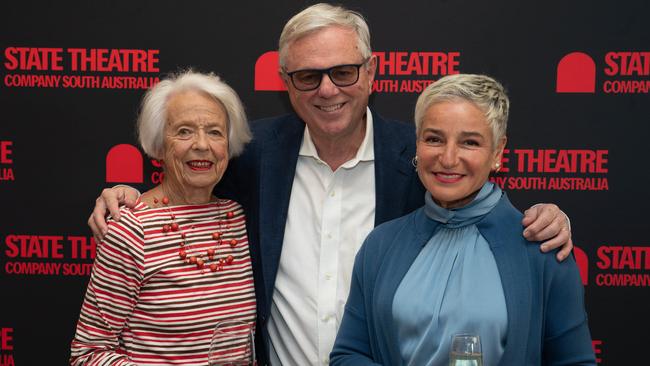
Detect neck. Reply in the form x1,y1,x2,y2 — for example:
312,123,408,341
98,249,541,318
309,117,367,171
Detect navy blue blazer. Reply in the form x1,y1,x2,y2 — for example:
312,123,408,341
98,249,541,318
215,110,425,363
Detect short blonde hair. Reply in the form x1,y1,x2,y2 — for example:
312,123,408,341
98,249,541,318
415,74,509,147
137,70,251,159
278,3,372,69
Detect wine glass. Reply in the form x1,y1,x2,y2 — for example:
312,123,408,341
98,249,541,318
449,333,483,366
208,320,256,366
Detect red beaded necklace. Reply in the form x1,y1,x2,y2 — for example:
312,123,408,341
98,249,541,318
154,195,237,273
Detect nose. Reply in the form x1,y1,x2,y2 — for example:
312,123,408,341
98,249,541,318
193,130,209,150
440,143,459,168
317,73,340,98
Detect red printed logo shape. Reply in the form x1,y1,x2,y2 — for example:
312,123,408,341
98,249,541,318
574,246,589,285
254,51,286,91
106,144,143,183
556,52,596,93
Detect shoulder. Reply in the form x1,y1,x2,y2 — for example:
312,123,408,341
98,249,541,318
109,204,146,232
477,193,528,245
219,198,243,212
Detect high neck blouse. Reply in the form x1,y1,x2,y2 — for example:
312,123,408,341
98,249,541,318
392,182,508,366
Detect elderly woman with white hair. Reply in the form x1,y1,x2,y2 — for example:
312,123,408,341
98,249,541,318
331,74,595,365
70,71,256,365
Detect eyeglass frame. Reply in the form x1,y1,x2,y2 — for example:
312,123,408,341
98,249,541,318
282,58,372,91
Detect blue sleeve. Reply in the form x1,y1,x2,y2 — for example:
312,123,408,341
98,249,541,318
542,254,596,365
330,244,383,366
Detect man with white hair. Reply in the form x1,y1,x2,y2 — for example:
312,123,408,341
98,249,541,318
89,4,574,365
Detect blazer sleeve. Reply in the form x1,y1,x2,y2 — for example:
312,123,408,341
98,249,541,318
70,208,145,366
330,242,383,366
542,254,596,365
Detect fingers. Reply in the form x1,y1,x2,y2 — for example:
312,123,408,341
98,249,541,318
123,188,140,208
555,236,574,262
539,225,571,252
89,195,109,241
101,187,123,221
522,203,560,240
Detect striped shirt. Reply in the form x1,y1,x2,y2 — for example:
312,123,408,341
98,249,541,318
71,199,256,365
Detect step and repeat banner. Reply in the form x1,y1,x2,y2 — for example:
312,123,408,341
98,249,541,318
1,0,648,364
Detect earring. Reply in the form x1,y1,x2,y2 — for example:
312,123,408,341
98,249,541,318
495,162,501,172
412,156,418,170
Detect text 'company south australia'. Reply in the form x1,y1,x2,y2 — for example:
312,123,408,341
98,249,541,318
2,47,160,89
489,148,609,191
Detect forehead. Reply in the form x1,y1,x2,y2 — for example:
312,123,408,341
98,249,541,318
422,100,491,132
166,90,226,125
285,26,363,70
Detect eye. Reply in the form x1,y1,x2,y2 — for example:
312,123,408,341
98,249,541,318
177,128,192,136
295,71,321,84
209,129,224,137
463,139,480,147
422,135,442,145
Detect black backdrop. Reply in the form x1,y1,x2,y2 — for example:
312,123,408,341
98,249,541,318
1,1,648,364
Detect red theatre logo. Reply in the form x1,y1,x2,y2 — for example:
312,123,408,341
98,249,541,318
489,148,609,191
574,246,589,286
106,144,143,183
0,140,14,182
594,245,650,287
253,50,461,93
3,46,161,90
3,234,96,276
557,51,649,94
556,52,596,93
254,51,286,91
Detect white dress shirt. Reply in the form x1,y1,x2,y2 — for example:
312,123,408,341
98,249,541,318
268,109,376,366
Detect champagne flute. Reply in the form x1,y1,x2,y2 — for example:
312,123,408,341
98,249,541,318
449,333,483,366
208,320,256,366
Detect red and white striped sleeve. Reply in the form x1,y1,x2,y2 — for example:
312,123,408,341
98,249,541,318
70,206,145,366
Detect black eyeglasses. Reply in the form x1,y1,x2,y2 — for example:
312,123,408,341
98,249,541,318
284,60,368,91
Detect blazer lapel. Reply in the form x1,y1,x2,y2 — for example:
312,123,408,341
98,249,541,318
258,115,304,304
373,112,414,225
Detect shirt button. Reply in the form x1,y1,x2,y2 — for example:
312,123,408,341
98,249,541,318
325,273,332,280
323,357,330,364
326,233,332,239
330,191,336,197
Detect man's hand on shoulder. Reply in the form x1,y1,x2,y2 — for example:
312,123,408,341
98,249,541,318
522,203,573,261
88,185,140,242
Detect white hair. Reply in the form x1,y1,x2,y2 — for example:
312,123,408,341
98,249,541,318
278,3,372,69
414,74,509,147
137,70,251,159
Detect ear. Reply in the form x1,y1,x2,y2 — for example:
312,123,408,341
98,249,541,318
278,67,291,89
366,55,377,91
493,136,507,170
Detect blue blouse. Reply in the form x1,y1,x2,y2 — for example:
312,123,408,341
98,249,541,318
392,182,507,366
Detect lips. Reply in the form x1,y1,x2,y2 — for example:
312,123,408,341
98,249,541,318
433,172,464,183
186,160,213,171
316,102,345,112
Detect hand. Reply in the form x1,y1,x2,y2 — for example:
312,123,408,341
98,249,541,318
88,186,139,242
522,203,572,261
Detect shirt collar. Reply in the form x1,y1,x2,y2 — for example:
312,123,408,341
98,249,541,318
299,107,375,167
